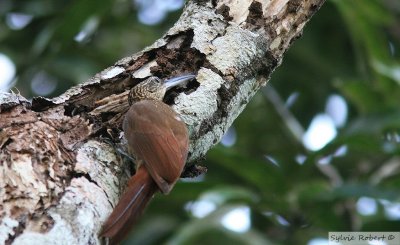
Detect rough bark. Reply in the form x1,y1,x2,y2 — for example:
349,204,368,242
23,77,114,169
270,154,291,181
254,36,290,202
0,0,325,244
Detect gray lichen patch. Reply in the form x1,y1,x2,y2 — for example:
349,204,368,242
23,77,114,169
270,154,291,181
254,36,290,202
75,140,130,206
173,68,223,135
208,26,267,76
0,92,30,112
12,177,110,245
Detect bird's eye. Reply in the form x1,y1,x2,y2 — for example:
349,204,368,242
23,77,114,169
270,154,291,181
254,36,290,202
148,85,158,93
149,76,161,84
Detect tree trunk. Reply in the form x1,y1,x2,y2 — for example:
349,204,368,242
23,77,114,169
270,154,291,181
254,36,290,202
0,0,325,244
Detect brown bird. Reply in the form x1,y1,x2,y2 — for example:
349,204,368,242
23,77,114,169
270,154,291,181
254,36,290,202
100,75,195,244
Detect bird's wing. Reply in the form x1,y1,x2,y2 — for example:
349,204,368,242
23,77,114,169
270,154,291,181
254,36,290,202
123,100,189,194
131,129,186,194
133,132,181,193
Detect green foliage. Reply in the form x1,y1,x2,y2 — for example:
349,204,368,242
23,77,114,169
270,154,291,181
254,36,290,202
1,0,400,244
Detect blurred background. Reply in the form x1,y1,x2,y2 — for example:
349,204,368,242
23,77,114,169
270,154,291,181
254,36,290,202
1,0,400,244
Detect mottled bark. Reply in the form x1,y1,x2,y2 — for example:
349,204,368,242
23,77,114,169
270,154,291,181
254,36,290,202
0,0,325,244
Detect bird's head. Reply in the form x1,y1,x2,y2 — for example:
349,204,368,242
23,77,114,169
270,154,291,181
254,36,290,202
129,76,165,104
128,74,195,104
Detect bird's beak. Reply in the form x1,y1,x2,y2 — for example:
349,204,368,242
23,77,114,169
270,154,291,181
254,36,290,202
164,74,196,90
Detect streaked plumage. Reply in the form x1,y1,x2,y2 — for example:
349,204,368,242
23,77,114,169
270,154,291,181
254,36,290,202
100,75,193,244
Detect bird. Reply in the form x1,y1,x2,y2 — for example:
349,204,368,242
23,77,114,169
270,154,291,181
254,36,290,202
100,74,195,245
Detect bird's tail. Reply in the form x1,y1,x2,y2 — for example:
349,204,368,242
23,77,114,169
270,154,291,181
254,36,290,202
100,165,158,245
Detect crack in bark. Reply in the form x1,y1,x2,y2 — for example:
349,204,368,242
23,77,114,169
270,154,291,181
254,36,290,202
71,172,99,188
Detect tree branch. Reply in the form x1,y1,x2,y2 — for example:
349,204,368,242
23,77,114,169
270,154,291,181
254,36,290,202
0,0,325,244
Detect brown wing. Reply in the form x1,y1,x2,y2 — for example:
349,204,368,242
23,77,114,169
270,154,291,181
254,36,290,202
123,100,189,194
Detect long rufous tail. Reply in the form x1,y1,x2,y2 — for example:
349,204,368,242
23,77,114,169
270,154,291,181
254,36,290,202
100,165,158,245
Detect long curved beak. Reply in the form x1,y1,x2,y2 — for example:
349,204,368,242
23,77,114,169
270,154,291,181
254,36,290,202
164,74,196,90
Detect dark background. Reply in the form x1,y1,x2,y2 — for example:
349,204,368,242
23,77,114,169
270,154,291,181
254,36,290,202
1,0,399,244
